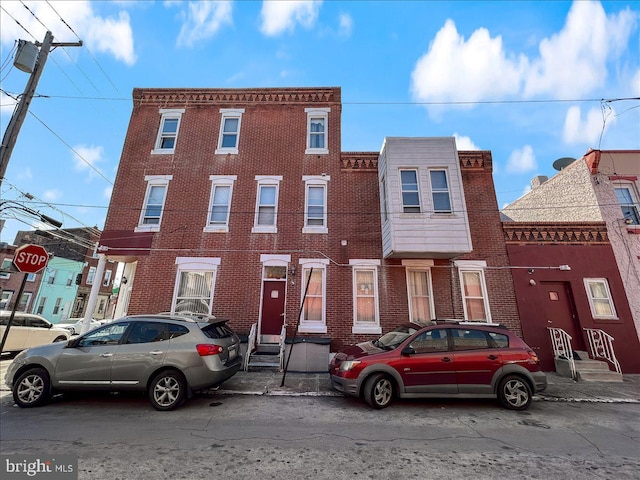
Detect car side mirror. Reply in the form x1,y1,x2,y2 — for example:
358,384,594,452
401,346,415,356
67,338,79,348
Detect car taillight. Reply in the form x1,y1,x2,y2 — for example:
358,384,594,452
197,344,224,356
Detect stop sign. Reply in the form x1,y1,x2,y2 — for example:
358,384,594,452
13,244,50,274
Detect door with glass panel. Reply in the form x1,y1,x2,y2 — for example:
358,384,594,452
259,266,287,343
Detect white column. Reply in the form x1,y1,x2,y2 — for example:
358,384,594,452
80,253,107,334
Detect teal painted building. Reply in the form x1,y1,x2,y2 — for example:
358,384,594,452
32,256,84,324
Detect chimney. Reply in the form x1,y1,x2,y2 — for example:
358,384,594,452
531,175,548,189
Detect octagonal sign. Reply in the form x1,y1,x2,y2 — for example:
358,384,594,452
13,244,50,274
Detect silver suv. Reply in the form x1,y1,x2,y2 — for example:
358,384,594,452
6,314,243,411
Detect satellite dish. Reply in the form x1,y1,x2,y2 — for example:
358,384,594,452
553,157,576,171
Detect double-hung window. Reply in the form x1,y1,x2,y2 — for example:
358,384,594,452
614,185,639,225
216,109,244,154
299,258,329,333
351,260,381,334
303,175,330,234
204,175,237,233
430,169,452,213
455,260,491,322
47,269,57,285
103,270,112,287
400,169,420,213
305,108,329,154
171,257,220,315
403,260,435,324
87,266,97,285
253,176,282,233
152,109,184,154
135,175,173,232
584,278,617,319
52,297,62,315
36,297,46,315
0,258,12,279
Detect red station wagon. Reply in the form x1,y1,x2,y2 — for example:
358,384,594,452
329,321,547,410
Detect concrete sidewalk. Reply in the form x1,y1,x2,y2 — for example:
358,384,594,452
215,369,640,404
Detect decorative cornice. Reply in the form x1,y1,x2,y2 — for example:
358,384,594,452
459,151,492,171
133,87,341,106
503,222,609,244
341,152,379,171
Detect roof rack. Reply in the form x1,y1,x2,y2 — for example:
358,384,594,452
430,319,507,328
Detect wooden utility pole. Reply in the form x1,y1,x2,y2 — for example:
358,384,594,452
0,31,82,187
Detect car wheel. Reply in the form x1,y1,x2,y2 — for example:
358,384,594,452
363,373,394,409
13,367,51,408
498,375,532,410
53,336,67,343
148,371,186,411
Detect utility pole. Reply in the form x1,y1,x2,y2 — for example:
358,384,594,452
0,31,82,188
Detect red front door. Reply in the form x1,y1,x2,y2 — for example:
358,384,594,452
260,281,286,340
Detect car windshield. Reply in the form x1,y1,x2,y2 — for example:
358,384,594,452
375,324,421,350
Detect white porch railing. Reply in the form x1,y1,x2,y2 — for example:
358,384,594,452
584,328,622,374
278,323,286,372
243,323,257,372
548,327,576,379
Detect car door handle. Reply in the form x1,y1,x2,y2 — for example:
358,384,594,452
150,350,163,355
487,355,499,360
100,353,113,357
441,357,453,363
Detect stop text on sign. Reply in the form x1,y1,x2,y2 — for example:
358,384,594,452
16,251,48,266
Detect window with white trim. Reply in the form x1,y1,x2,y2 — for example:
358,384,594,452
430,169,452,213
152,109,184,154
584,278,618,319
614,184,639,225
16,292,31,312
47,269,57,285
87,266,97,285
171,257,220,315
303,175,330,234
0,258,11,279
407,270,434,324
52,297,62,315
299,258,329,333
135,175,173,232
400,169,420,213
253,176,282,233
0,291,13,309
215,109,244,154
204,175,237,233
351,260,381,334
305,108,329,154
26,273,36,282
455,260,491,322
66,272,73,286
36,296,46,315
103,270,112,287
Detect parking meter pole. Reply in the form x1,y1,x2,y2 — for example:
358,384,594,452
0,273,28,354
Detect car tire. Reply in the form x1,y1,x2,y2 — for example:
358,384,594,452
148,370,186,411
497,374,532,410
363,373,394,409
53,336,67,343
13,367,52,408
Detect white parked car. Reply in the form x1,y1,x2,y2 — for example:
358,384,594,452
56,318,101,335
0,311,70,354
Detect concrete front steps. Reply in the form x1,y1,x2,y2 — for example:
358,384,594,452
556,350,623,382
247,343,281,370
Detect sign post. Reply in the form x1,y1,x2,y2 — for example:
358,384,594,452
0,244,50,354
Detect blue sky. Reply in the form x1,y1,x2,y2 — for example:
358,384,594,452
1,0,639,245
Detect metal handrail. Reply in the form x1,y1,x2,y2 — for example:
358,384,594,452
584,328,622,374
278,323,286,372
244,323,257,372
548,327,576,380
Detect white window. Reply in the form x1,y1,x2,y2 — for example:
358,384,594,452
135,175,173,232
252,176,282,233
66,272,73,286
152,108,184,154
215,109,244,154
87,266,97,285
26,273,36,282
36,296,46,315
455,260,491,322
171,257,220,315
0,291,13,309
403,260,435,324
584,278,618,319
351,260,381,334
430,169,452,213
204,175,237,233
47,269,57,285
400,169,420,213
614,184,640,225
303,175,330,234
16,292,31,312
298,258,329,333
305,108,329,154
0,258,12,279
103,270,112,287
52,297,62,315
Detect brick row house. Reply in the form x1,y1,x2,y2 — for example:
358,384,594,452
99,86,523,371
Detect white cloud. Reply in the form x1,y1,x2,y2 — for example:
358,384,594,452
411,19,526,103
563,105,615,145
176,1,233,47
453,133,480,150
410,2,637,104
632,69,640,96
104,186,113,200
17,168,33,181
72,144,104,178
0,1,136,65
43,189,62,201
338,13,353,37
0,91,18,116
260,0,321,36
506,145,537,173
